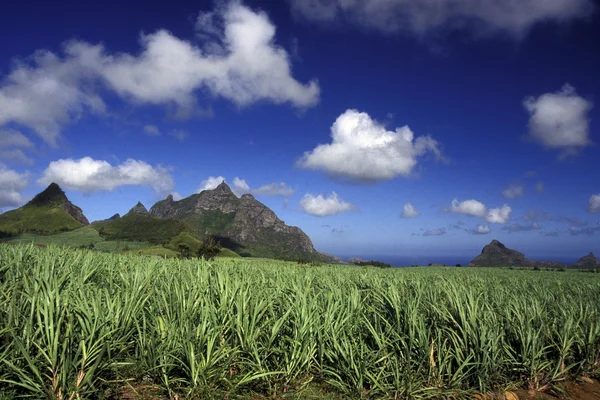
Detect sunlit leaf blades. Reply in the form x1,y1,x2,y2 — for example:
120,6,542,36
0,244,599,399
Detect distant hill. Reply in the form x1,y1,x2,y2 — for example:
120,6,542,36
468,239,598,269
0,183,88,236
468,240,526,267
92,202,189,245
150,181,333,261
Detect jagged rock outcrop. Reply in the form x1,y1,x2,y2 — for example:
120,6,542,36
58,202,90,226
127,202,150,216
468,240,526,267
572,253,599,268
29,183,89,225
150,182,326,260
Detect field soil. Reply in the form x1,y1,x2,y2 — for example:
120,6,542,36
496,378,600,400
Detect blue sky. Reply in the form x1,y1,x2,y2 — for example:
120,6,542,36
1,0,599,261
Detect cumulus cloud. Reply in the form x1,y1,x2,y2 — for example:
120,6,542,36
502,221,541,232
38,157,174,195
143,125,160,136
503,184,524,199
252,182,295,196
0,2,319,145
486,205,512,224
450,199,486,217
0,129,35,165
197,176,294,197
0,163,29,208
231,177,251,196
471,224,491,235
449,199,511,224
289,0,593,38
198,176,227,192
524,84,593,157
298,109,441,182
423,228,446,236
589,194,600,213
300,192,355,216
401,202,419,218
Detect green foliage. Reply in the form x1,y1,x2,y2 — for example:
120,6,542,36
186,210,237,233
2,245,600,398
353,260,392,268
195,236,221,261
166,231,202,253
92,214,189,244
0,205,82,236
216,247,241,258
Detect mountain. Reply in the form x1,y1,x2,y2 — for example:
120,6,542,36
150,181,328,260
126,202,150,216
468,239,600,269
468,240,526,267
571,253,599,268
0,183,88,236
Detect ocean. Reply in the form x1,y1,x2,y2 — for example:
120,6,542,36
340,255,580,268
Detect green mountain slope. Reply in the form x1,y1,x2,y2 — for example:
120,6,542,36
0,183,88,236
92,203,190,245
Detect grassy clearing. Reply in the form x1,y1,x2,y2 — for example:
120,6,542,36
0,245,599,399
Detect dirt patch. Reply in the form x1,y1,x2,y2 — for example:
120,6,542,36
508,378,600,400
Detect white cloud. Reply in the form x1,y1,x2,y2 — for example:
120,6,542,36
252,182,295,196
198,176,226,192
423,228,446,236
589,194,600,213
503,184,524,199
298,109,441,182
0,2,319,145
449,198,511,224
535,182,544,192
38,157,174,195
486,204,512,224
524,84,593,156
0,163,29,208
0,129,35,165
450,199,486,217
232,177,251,196
289,0,593,38
143,125,160,136
300,192,355,216
472,224,491,235
171,192,183,201
401,202,419,218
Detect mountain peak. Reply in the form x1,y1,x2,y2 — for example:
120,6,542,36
214,181,233,194
27,182,68,207
127,201,149,216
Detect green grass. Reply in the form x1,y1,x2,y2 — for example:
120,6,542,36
1,244,599,399
0,205,82,236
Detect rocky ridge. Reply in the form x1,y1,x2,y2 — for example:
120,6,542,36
150,181,328,260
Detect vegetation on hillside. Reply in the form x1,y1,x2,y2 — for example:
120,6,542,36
92,214,189,244
1,245,599,399
0,205,82,236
